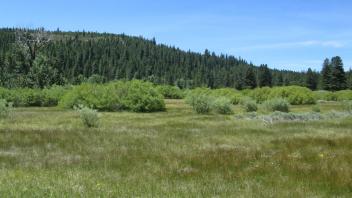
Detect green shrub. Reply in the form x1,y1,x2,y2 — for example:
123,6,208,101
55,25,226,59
213,97,233,114
312,105,321,112
247,87,271,103
121,81,166,112
0,99,12,119
156,85,184,99
0,86,69,107
75,105,100,128
186,93,213,114
313,91,337,101
241,99,258,112
6,88,42,107
247,86,316,105
59,80,165,112
262,98,290,112
335,90,352,101
211,88,243,105
343,101,352,113
269,86,316,105
41,85,70,106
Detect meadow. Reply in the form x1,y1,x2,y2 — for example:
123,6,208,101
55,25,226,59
0,96,352,197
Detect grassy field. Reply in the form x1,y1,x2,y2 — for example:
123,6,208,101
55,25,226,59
0,100,351,197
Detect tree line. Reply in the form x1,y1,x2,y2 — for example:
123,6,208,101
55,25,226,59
0,28,351,90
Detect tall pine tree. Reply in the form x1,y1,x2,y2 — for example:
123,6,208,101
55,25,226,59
277,73,284,86
306,68,318,90
258,64,272,87
244,67,257,89
330,56,347,91
347,69,352,89
321,58,332,91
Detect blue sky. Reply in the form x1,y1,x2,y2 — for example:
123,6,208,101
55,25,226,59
1,0,351,71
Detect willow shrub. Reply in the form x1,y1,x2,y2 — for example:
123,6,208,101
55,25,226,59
59,80,165,112
241,99,258,112
248,86,316,105
156,85,184,99
213,97,233,114
0,86,68,107
75,105,100,128
313,91,337,101
335,90,352,101
211,88,243,105
269,86,316,105
247,87,272,103
262,98,290,112
186,93,213,114
0,99,12,119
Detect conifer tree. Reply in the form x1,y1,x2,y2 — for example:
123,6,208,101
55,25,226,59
277,73,284,86
331,56,347,91
306,68,318,90
347,69,352,89
321,58,332,91
258,64,272,87
244,67,257,89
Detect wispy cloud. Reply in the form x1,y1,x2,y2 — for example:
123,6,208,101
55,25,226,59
234,40,346,51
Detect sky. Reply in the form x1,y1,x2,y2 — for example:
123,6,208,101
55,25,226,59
1,0,351,71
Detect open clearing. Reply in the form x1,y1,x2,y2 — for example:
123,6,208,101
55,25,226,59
0,100,351,197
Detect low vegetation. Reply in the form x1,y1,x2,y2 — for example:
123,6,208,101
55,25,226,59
247,86,316,105
262,98,290,112
0,99,12,119
186,93,213,114
240,98,258,112
156,85,184,99
0,86,69,107
213,97,233,114
0,100,351,196
59,80,165,112
75,105,100,128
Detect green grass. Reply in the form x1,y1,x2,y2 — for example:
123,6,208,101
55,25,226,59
0,100,351,197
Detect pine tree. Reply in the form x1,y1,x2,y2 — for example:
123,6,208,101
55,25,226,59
321,58,332,91
277,73,284,86
258,64,272,87
347,69,352,89
244,67,257,89
306,68,318,90
331,56,347,91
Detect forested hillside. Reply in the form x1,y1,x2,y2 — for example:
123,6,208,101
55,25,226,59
0,28,349,89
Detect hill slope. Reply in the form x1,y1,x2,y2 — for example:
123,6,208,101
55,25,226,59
0,28,306,88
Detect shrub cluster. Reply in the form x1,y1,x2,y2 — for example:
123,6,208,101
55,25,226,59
247,86,316,105
269,86,316,105
311,105,321,113
211,88,243,105
213,97,233,114
75,105,100,128
156,85,184,99
313,90,352,101
313,91,337,101
186,87,243,105
0,86,69,107
262,98,290,112
186,90,234,114
186,93,213,114
59,80,165,112
0,99,12,119
247,87,271,103
343,101,352,113
240,98,258,112
335,90,352,101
